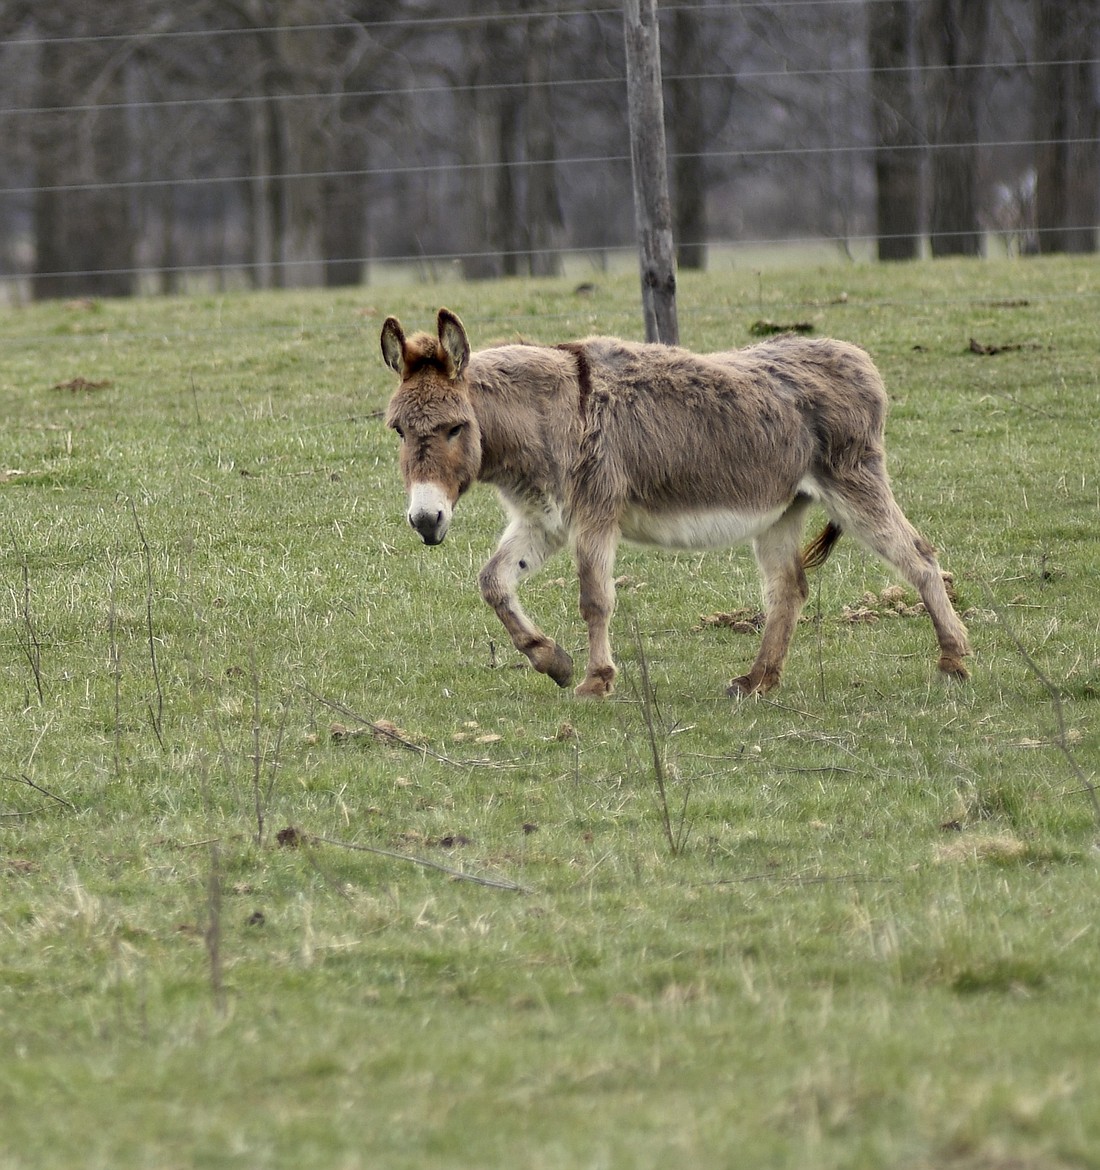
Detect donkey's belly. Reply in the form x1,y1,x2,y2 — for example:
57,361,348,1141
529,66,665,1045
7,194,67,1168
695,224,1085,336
619,503,787,550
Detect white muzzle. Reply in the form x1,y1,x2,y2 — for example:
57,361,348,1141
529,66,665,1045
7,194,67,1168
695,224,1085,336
407,482,453,546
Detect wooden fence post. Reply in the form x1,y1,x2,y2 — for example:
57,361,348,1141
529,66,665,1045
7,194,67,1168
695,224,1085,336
623,0,679,344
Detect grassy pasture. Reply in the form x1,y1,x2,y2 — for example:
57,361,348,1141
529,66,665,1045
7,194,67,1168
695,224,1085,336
2,259,1099,1169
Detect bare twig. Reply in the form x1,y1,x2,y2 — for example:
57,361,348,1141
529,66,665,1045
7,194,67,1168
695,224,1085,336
189,370,202,427
304,831,532,893
205,838,227,1016
127,498,164,747
631,622,692,856
11,534,44,703
4,773,74,810
814,572,826,705
108,554,122,777
704,870,895,887
250,646,264,846
199,758,227,1017
247,649,289,848
987,588,1100,828
303,687,520,770
264,696,290,834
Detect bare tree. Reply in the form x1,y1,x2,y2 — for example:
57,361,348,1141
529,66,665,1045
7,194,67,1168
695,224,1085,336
868,0,921,260
667,7,708,270
1034,0,1099,254
29,5,143,299
523,14,564,277
2,0,1095,298
920,0,991,257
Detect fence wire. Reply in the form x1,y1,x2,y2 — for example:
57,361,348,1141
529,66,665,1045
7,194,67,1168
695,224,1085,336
0,1,1096,299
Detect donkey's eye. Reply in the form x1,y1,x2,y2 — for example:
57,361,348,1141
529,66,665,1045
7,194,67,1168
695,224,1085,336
447,423,465,440
393,425,405,441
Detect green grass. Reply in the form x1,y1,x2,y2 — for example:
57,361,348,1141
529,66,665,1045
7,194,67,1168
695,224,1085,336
2,259,1099,1169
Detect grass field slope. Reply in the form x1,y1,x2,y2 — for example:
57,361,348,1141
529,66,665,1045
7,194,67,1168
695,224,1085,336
2,259,1099,1169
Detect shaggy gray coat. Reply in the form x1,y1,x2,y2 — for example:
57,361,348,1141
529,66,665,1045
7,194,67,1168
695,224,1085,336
382,309,970,697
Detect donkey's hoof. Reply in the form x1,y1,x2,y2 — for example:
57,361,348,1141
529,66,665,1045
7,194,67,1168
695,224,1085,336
547,648,575,688
575,670,615,699
531,643,574,687
938,654,970,681
726,671,777,698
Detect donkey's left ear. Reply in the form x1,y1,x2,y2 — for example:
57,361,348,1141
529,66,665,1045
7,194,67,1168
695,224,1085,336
380,317,407,375
437,308,470,379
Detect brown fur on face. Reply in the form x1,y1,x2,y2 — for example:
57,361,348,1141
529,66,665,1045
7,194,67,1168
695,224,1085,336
380,308,971,698
382,315,482,514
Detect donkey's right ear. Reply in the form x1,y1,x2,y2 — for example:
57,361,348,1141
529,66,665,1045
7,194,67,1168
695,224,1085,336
380,317,407,375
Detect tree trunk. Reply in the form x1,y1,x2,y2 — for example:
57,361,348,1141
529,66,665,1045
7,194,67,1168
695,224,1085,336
459,15,517,281
920,0,990,257
524,17,564,277
321,159,367,288
868,0,921,260
1034,0,1099,254
32,36,137,299
669,8,707,270
623,0,678,345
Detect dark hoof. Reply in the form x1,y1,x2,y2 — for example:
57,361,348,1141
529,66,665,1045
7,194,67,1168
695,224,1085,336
546,646,575,688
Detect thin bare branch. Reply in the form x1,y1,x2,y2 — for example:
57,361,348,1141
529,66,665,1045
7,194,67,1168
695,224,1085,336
304,831,532,894
11,533,45,703
4,773,75,811
127,498,164,747
986,585,1100,828
631,621,692,856
302,687,520,770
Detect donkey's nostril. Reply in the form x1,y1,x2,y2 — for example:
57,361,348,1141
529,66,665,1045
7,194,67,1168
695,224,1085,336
410,509,447,546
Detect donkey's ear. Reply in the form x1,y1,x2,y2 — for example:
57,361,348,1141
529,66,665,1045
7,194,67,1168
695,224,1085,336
437,308,470,379
380,317,407,375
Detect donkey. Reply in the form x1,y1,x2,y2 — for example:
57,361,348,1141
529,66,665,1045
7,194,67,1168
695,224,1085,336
381,308,970,698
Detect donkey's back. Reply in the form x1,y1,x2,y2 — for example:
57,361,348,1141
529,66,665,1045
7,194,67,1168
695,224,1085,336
570,334,890,529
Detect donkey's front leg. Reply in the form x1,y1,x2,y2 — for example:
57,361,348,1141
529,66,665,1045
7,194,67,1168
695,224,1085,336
573,526,619,698
478,518,573,687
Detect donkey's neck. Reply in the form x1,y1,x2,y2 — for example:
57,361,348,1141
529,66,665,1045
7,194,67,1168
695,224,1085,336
467,346,581,498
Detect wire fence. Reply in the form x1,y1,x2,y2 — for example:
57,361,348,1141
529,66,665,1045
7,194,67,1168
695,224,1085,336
0,1,1097,301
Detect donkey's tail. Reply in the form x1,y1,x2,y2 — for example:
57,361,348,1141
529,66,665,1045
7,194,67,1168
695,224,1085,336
802,521,843,570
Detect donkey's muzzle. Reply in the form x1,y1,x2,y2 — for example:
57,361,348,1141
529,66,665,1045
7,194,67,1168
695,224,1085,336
406,482,452,546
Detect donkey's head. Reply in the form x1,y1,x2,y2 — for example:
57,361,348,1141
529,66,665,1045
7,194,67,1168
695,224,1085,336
381,308,482,546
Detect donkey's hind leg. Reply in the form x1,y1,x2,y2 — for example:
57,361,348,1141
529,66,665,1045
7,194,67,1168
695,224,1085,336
824,478,971,679
478,516,573,687
728,495,815,697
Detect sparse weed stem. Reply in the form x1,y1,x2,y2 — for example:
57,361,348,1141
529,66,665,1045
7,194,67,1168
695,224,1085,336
250,646,263,846
986,583,1100,832
630,621,693,857
11,531,45,705
125,497,164,748
813,571,827,705
247,645,290,848
107,552,122,778
199,755,228,1019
